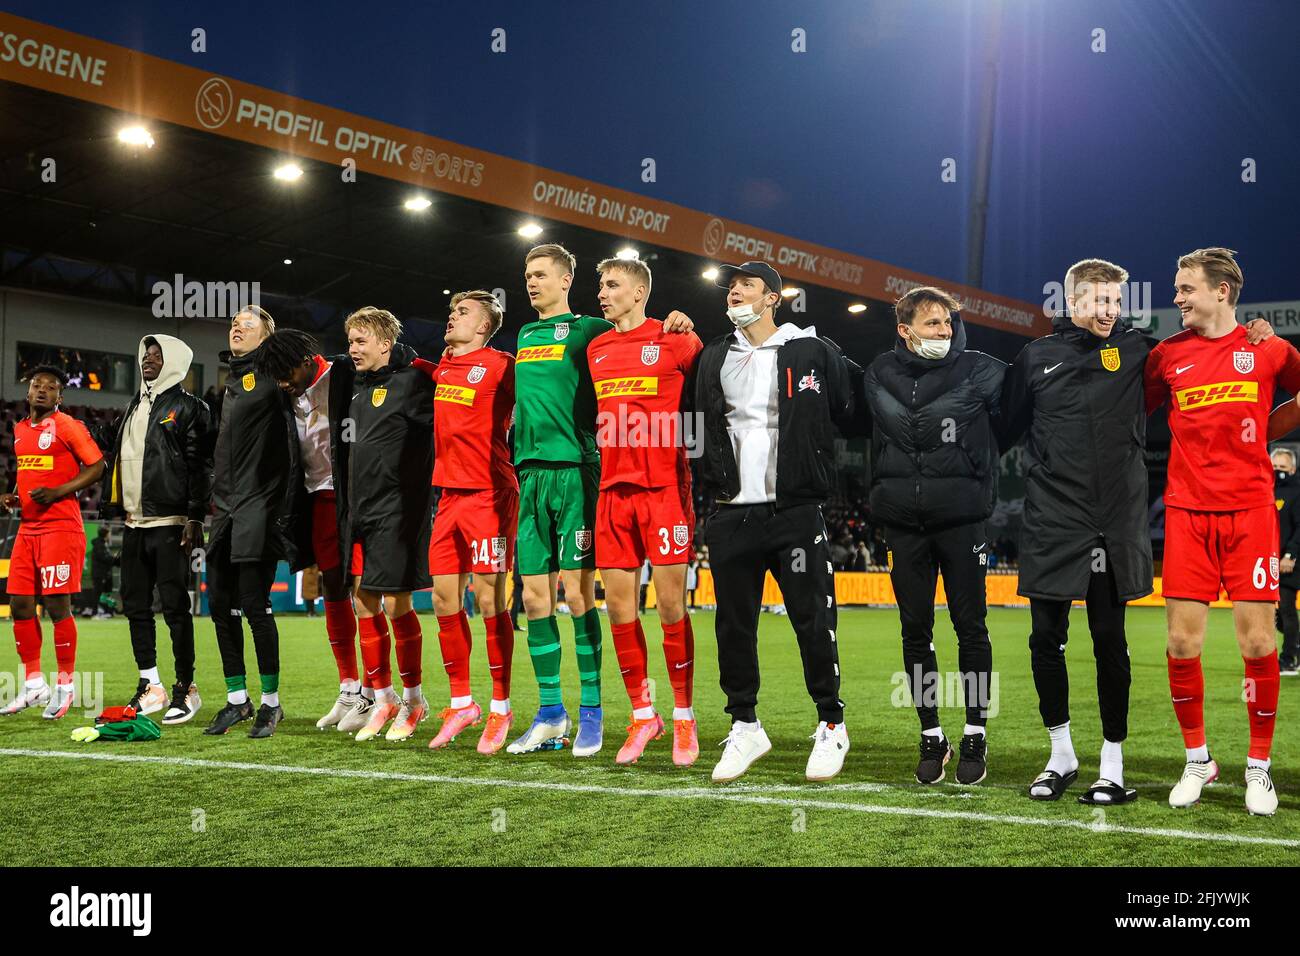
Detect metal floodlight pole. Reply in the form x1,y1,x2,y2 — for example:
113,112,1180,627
966,0,1002,290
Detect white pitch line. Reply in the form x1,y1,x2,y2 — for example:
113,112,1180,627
2,747,1295,849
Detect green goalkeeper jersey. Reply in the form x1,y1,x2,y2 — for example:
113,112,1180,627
513,312,612,466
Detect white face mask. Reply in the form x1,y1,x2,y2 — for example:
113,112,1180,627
726,301,764,329
909,331,951,360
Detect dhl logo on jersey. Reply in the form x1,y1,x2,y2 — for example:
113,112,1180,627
16,455,53,470
435,384,476,406
594,377,659,399
1174,380,1259,411
516,345,565,363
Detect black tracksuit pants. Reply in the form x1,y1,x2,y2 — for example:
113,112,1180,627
121,525,197,686
1279,585,1300,661
706,502,843,724
1027,560,1130,743
886,521,993,731
206,535,280,681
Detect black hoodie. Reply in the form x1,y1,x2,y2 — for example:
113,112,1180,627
864,314,1006,532
210,346,301,563
346,343,435,592
998,313,1156,602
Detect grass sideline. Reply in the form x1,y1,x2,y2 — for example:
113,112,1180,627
0,606,1296,866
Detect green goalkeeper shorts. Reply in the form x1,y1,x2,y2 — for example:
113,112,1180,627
516,462,599,575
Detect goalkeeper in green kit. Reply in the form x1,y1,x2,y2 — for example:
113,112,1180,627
507,243,695,755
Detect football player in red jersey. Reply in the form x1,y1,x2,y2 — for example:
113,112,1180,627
426,291,520,754
588,257,704,766
1145,248,1300,816
0,366,105,719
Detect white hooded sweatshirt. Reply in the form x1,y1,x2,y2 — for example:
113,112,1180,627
121,333,193,528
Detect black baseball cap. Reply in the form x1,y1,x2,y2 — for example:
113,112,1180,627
714,261,783,295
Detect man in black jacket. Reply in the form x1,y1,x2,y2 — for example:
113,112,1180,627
1000,258,1271,804
1272,447,1300,674
866,287,1003,786
696,261,863,784
99,334,212,724
342,307,437,744
203,307,301,739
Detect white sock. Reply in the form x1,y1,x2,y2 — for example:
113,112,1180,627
1047,722,1078,775
227,689,249,705
1100,739,1124,786
490,698,510,715
734,719,760,732
450,694,473,709
633,705,656,720
340,680,361,694
1247,756,1270,770
361,686,376,701
374,685,396,701
402,683,422,703
262,691,279,708
963,723,985,738
922,726,945,739
141,667,161,685
1186,744,1210,762
25,676,47,690
672,706,694,721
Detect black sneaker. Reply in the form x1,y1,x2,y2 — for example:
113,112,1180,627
126,677,150,711
1280,657,1300,677
248,704,284,739
203,699,254,735
956,733,988,785
915,734,953,784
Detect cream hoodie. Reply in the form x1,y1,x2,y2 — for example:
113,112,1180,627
121,334,192,528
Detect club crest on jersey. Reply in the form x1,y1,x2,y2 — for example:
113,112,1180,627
641,344,661,366
37,429,53,450
673,524,689,547
1100,347,1120,372
554,322,570,340
242,372,256,392
55,562,70,585
798,372,822,394
371,387,387,407
1234,351,1255,374
491,536,507,557
467,365,486,384
574,529,592,552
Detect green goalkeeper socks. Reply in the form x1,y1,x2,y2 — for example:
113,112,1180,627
527,615,564,707
572,608,603,708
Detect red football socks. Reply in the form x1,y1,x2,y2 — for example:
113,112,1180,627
611,620,650,709
1244,652,1280,761
1167,654,1205,749
661,615,695,709
436,611,472,699
392,610,423,691
357,614,392,689
323,599,359,684
483,612,514,701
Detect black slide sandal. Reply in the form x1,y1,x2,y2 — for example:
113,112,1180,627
1077,778,1138,805
1027,768,1078,801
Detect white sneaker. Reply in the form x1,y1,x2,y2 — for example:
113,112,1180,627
506,712,572,754
1,684,51,716
806,721,850,781
42,683,75,720
161,683,202,725
337,695,376,734
1169,758,1219,808
316,691,361,730
135,682,169,716
711,721,773,783
1245,766,1279,816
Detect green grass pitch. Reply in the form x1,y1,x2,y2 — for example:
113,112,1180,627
0,606,1296,865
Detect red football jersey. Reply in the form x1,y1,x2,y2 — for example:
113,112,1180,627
1145,325,1300,511
588,318,703,491
13,410,103,533
432,346,517,491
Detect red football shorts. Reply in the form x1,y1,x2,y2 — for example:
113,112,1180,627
1163,504,1279,602
350,540,365,578
428,487,518,576
7,530,85,595
311,490,342,573
596,484,695,569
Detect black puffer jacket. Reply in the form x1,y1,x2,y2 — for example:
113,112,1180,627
1276,470,1300,589
210,346,301,564
865,315,1005,532
999,314,1155,602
